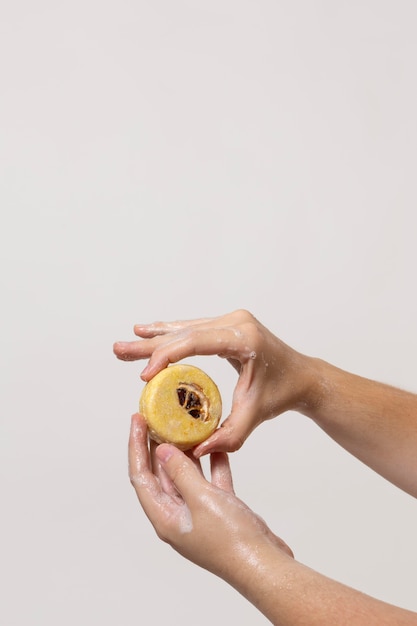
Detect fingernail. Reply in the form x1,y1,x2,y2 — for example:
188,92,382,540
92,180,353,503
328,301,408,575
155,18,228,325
130,413,141,434
193,444,207,459
156,444,174,463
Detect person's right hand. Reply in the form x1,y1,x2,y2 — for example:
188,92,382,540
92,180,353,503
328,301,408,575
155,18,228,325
129,419,417,626
114,310,317,456
129,413,294,586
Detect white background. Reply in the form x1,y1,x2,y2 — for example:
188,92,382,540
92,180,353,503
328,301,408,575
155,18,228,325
1,1,417,624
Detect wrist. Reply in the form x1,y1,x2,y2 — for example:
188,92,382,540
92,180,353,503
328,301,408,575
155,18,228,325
224,539,295,620
288,354,330,418
295,357,358,427
219,530,291,589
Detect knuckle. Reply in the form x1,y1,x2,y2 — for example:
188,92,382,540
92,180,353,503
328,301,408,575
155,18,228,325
180,328,199,355
151,345,175,368
129,472,140,488
240,321,264,353
129,472,147,492
221,424,245,452
229,310,263,344
168,458,189,485
129,475,146,492
228,435,244,452
154,526,171,544
231,308,255,324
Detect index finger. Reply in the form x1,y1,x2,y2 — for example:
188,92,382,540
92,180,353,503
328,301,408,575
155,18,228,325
140,327,253,380
133,315,217,338
128,413,168,514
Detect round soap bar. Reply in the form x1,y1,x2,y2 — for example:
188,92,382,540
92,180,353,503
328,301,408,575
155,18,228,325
139,364,222,450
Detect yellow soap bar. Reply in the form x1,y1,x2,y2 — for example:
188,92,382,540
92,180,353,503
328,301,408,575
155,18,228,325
140,364,222,450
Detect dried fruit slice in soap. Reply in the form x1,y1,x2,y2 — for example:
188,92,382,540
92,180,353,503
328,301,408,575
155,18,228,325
139,364,222,450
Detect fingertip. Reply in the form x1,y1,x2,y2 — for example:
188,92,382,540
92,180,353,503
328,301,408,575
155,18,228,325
140,365,151,381
155,443,176,464
129,413,147,437
140,360,168,381
193,424,246,457
210,451,234,493
134,323,155,337
193,428,226,458
114,342,134,361
128,414,151,486
193,439,217,458
211,450,229,463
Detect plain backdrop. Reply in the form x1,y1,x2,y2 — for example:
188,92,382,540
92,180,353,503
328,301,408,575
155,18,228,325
1,1,417,624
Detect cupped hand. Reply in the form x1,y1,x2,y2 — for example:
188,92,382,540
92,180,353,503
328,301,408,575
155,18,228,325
129,413,293,583
115,310,316,456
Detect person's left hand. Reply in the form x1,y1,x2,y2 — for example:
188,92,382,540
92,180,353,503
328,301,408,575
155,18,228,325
128,413,293,583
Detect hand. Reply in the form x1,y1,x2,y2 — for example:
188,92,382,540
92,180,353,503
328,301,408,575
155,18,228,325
128,414,417,625
128,413,293,584
115,309,317,456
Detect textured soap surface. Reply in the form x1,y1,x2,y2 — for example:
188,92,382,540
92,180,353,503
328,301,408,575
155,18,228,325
139,364,222,450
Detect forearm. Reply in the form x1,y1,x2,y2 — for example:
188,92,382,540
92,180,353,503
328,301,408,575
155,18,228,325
231,550,417,625
300,357,417,497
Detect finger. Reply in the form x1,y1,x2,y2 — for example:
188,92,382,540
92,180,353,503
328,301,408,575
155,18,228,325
128,414,167,514
193,403,260,457
184,449,204,475
113,324,239,365
116,310,257,369
210,452,235,494
193,367,261,456
133,315,219,338
129,416,197,538
149,439,181,499
113,337,161,361
140,327,252,380
133,309,255,339
155,443,206,503
149,441,203,497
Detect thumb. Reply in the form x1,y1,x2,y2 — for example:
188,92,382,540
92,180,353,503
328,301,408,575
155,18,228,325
193,402,261,457
194,368,262,457
155,444,204,500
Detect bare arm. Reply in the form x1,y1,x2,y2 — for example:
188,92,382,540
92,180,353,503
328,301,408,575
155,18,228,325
115,309,417,497
129,414,417,625
306,359,417,497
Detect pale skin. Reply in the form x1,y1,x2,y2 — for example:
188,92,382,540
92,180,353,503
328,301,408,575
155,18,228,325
115,309,417,624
